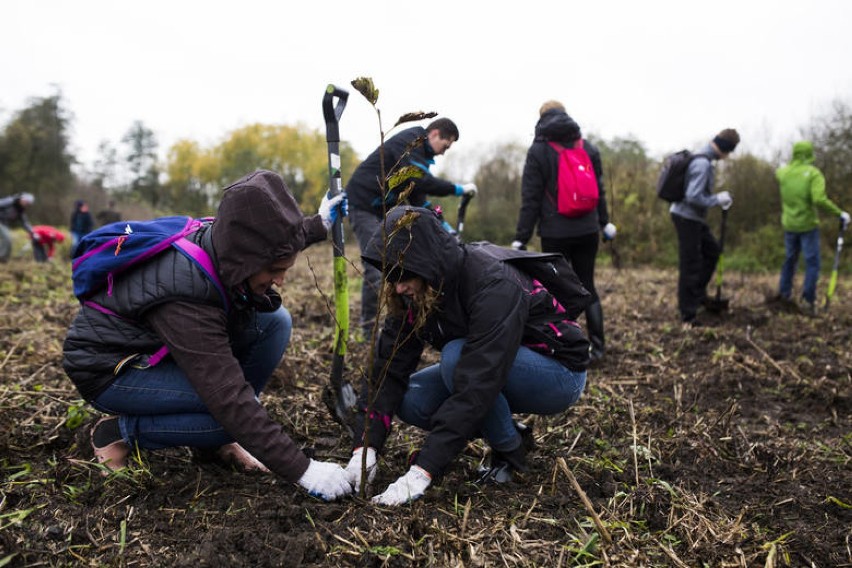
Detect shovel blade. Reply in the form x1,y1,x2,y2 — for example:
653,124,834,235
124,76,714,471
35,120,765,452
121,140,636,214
322,381,357,438
704,296,730,313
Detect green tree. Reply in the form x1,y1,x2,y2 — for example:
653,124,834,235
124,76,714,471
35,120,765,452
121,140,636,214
802,99,852,209
593,136,664,265
90,140,120,193
122,120,162,208
163,122,358,212
456,142,526,244
0,91,75,225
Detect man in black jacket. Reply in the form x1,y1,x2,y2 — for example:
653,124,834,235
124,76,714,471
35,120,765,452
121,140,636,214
346,118,477,338
344,206,592,505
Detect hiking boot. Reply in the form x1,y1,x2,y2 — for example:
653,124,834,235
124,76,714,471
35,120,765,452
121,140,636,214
90,416,129,475
215,442,270,473
514,421,536,453
474,443,527,486
803,300,819,317
766,293,797,312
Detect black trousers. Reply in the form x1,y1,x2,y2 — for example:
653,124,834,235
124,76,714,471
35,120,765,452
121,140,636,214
541,233,605,358
671,214,720,321
540,232,599,301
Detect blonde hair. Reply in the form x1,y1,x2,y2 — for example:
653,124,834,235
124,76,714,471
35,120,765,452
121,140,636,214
381,280,442,330
539,100,566,116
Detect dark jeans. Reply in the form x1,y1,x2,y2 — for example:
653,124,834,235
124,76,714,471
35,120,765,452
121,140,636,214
397,339,586,452
779,229,820,304
671,214,720,321
91,307,292,449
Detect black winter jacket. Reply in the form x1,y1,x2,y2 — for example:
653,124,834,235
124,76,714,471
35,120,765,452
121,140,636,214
514,110,610,244
346,126,458,216
354,206,592,477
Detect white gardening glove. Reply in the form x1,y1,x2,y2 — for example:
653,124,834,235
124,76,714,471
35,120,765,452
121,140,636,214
296,459,353,501
318,192,348,231
841,211,850,230
344,447,377,489
602,222,617,241
371,465,431,506
510,240,525,251
460,183,477,197
716,191,732,211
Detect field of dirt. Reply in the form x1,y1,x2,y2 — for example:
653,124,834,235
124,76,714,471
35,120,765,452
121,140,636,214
1,242,850,567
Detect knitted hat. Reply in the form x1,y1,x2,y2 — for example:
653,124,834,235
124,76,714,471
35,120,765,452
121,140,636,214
713,128,740,153
539,100,566,116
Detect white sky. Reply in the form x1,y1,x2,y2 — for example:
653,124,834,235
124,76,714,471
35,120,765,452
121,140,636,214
2,0,851,175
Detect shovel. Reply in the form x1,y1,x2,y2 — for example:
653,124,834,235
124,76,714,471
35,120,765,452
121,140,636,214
455,192,474,241
825,218,846,311
705,208,730,313
320,84,357,438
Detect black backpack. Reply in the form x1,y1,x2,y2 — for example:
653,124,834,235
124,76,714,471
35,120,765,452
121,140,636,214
656,150,709,202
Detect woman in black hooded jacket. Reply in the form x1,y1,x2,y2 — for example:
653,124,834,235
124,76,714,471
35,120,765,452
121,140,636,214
344,206,592,506
512,101,617,363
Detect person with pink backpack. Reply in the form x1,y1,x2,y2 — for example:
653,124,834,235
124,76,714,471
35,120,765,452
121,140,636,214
512,101,616,364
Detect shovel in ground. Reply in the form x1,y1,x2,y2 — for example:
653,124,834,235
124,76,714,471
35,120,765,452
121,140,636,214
705,208,730,313
824,218,846,311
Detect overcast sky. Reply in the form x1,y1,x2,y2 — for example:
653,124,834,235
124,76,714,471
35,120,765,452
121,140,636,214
3,0,851,175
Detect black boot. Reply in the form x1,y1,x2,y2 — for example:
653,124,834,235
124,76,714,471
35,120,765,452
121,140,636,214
585,300,605,364
474,442,527,485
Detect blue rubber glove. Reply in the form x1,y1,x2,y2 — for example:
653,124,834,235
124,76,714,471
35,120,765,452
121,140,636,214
319,192,348,230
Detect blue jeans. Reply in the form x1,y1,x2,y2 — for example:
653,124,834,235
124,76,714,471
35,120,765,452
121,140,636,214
397,339,586,452
91,307,292,449
779,229,821,303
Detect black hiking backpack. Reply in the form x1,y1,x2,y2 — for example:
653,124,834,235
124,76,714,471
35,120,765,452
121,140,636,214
656,150,709,202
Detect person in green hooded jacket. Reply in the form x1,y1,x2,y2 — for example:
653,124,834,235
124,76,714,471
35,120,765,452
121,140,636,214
776,141,850,314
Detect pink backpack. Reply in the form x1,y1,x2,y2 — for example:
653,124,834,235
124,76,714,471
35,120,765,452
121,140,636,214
548,140,599,217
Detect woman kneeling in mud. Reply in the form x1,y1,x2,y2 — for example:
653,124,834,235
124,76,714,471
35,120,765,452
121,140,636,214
63,170,352,501
344,206,592,506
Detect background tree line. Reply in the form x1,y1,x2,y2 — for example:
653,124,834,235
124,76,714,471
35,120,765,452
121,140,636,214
1,91,850,272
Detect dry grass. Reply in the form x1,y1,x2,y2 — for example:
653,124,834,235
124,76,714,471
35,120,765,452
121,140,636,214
1,242,850,567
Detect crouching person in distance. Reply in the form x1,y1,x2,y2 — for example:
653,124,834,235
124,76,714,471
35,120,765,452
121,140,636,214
63,170,352,501
345,206,592,506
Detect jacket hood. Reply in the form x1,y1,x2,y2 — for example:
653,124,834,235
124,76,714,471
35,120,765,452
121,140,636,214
211,170,326,288
791,141,815,165
362,206,463,289
534,109,582,144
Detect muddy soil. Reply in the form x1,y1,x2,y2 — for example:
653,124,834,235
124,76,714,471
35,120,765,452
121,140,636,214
0,246,849,567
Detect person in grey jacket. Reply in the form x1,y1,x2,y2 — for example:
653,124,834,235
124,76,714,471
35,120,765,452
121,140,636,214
63,170,352,501
0,192,35,262
669,128,739,325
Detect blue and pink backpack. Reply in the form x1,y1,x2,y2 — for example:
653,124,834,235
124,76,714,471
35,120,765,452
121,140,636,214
71,216,227,305
70,216,229,366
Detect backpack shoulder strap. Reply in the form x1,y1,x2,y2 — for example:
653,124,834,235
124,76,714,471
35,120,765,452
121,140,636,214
173,233,230,312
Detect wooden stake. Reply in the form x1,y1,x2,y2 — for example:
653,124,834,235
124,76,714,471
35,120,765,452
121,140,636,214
557,457,612,544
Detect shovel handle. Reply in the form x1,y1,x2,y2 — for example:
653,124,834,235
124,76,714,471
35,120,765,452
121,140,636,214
322,85,349,145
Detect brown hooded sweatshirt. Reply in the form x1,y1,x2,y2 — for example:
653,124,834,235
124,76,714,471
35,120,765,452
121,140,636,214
144,170,326,482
